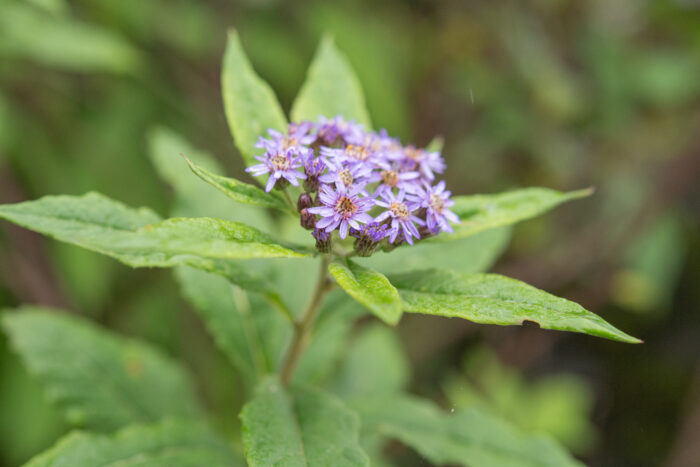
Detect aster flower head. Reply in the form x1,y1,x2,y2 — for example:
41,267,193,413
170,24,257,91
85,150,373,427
244,115,459,253
256,122,315,156
415,181,460,234
374,188,425,245
316,116,364,145
319,158,374,190
350,222,388,257
307,183,374,239
245,148,306,192
391,145,446,181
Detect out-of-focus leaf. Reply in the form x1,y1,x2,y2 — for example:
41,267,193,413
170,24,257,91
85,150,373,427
0,3,140,73
331,324,409,399
291,35,371,127
360,227,511,275
390,269,641,343
222,30,287,169
612,212,686,313
240,377,369,466
185,156,293,214
147,127,273,232
2,308,201,431
293,291,365,385
24,419,241,467
431,188,592,242
329,259,402,326
175,267,289,388
0,340,66,466
353,395,582,467
0,193,310,263
445,347,596,454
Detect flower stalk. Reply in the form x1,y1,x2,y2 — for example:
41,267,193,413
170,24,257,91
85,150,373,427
280,254,332,386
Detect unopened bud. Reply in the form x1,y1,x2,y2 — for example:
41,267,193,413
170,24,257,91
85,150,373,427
297,193,313,212
312,228,332,253
300,209,316,230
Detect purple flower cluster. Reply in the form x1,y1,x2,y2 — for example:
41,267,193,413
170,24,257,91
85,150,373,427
246,116,459,254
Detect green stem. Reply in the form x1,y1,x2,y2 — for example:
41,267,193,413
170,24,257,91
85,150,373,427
280,254,331,386
281,189,296,211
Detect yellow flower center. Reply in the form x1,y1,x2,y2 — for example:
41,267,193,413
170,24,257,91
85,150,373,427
270,154,290,171
335,196,358,218
381,170,399,187
390,201,410,220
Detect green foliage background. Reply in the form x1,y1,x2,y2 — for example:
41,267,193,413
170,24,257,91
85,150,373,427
0,0,698,465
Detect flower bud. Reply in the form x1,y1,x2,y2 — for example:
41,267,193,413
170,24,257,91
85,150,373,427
297,193,313,212
312,228,332,253
300,209,316,230
350,223,388,257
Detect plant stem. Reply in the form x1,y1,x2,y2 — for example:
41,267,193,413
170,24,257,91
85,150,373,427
280,254,331,386
282,189,296,211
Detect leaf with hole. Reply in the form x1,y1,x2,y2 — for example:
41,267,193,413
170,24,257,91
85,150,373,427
390,269,640,343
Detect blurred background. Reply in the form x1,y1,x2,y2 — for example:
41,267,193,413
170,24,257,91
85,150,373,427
0,0,698,465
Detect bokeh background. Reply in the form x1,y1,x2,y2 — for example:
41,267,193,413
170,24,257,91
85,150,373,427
1,0,699,465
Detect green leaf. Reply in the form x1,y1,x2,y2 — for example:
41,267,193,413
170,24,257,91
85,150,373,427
184,156,293,214
329,259,402,326
353,395,582,467
175,267,290,388
25,419,241,467
293,291,366,385
0,193,310,265
331,324,409,399
390,269,641,343
0,3,141,74
431,187,592,242
147,126,274,233
240,377,369,466
291,35,371,127
222,29,287,169
360,226,511,275
2,308,202,431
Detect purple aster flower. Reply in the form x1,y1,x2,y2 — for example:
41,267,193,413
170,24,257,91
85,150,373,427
369,165,421,195
245,148,307,192
303,153,326,192
414,181,460,234
390,145,445,181
374,189,425,245
350,222,388,257
316,116,364,145
319,158,373,190
307,183,374,239
256,122,315,155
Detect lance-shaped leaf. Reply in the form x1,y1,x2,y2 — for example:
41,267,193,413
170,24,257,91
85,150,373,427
25,419,241,467
185,156,293,214
291,36,371,127
175,267,290,389
329,259,402,326
352,395,582,467
0,192,310,266
222,29,287,169
2,308,202,431
390,269,640,343
240,377,369,466
430,187,592,242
